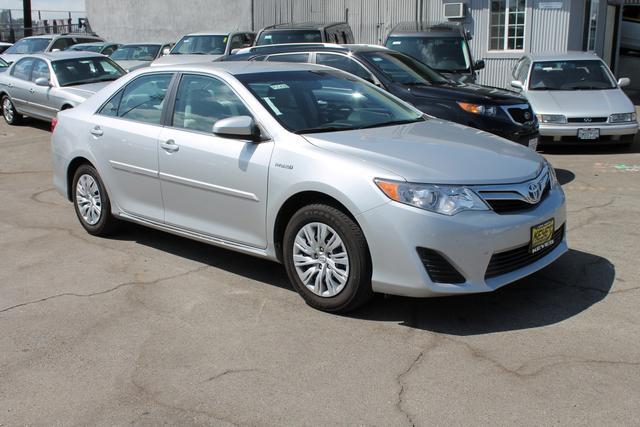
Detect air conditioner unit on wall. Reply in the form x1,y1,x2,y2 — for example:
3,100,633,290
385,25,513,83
444,3,465,19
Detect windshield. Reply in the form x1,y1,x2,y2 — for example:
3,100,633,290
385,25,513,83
361,51,449,86
171,35,228,55
256,30,322,45
5,38,51,54
111,44,161,61
385,36,471,72
69,44,102,53
237,70,423,133
529,60,617,90
52,57,125,86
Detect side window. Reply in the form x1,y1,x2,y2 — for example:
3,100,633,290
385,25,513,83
102,45,117,55
244,33,256,46
172,74,251,134
98,90,123,117
230,35,244,50
31,59,50,82
265,53,309,63
250,55,268,62
115,73,172,124
50,37,73,51
11,58,34,80
316,53,373,82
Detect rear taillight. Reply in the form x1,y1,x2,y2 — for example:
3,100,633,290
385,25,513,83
51,118,58,133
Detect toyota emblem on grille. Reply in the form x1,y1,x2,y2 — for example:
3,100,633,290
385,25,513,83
527,183,542,203
584,117,592,122
524,111,531,120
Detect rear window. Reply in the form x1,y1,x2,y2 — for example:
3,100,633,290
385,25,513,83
385,36,471,72
5,38,50,54
256,30,322,45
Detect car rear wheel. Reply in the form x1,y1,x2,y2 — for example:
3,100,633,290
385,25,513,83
72,164,118,236
283,204,373,313
2,95,23,125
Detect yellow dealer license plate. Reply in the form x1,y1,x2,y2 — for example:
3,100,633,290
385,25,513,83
530,219,555,254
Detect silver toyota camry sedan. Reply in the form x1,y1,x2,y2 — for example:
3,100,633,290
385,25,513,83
51,62,567,312
0,51,125,125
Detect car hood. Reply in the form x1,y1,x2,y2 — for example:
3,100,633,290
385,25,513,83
408,82,526,105
526,88,635,115
58,81,111,100
114,59,150,71
0,53,27,64
302,119,543,185
151,54,222,66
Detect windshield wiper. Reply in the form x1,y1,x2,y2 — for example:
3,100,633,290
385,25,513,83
356,118,424,130
294,125,354,134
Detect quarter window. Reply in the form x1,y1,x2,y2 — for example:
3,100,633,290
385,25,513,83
265,53,310,63
316,53,374,82
31,59,50,82
489,0,526,50
11,58,34,80
106,73,172,124
172,74,251,134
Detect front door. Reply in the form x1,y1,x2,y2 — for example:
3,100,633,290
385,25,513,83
89,73,173,221
28,58,57,120
5,57,35,114
158,73,273,248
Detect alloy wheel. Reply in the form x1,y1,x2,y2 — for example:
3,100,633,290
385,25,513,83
292,222,350,297
3,98,14,123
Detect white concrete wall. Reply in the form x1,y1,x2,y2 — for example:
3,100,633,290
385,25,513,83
86,0,253,43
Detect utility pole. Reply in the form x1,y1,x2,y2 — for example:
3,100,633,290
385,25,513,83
23,0,32,37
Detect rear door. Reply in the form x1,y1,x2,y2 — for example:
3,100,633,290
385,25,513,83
4,57,35,114
89,72,173,221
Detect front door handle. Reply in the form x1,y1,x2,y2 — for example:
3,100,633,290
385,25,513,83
90,126,103,137
29,88,35,93
160,139,179,153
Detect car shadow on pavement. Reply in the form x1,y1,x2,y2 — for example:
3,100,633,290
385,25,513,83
351,249,614,335
115,223,613,335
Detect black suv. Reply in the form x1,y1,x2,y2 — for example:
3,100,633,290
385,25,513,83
222,44,538,147
385,22,483,84
255,22,354,46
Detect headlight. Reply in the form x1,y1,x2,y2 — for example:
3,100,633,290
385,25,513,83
457,102,498,117
374,179,488,215
537,114,567,124
609,112,636,123
545,160,558,188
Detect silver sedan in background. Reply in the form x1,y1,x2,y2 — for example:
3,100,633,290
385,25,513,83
0,51,125,125
511,51,638,145
110,42,174,72
51,62,567,313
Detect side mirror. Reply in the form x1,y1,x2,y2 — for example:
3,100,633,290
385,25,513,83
510,80,524,90
618,77,630,87
162,47,171,56
34,77,50,87
212,116,261,141
474,60,485,71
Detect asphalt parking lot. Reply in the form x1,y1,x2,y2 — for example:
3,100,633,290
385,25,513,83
1,116,639,426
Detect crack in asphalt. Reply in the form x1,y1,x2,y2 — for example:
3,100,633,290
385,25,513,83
395,351,425,426
0,265,210,315
205,368,260,383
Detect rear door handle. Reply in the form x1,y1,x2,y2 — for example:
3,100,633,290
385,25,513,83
160,139,179,152
90,126,103,137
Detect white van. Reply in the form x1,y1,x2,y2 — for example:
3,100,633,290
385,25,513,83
621,5,640,52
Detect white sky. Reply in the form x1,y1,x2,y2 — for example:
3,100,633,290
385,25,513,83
4,0,86,12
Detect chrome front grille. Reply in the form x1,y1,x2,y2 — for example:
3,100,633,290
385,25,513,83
474,167,551,214
567,117,608,124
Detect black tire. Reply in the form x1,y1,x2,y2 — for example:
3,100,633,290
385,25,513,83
71,164,119,236
283,204,373,313
620,134,635,148
2,95,23,125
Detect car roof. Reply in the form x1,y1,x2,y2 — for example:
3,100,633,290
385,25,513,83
388,22,465,37
184,31,247,36
145,60,335,75
236,43,387,56
72,42,110,47
261,22,347,31
28,51,107,61
119,42,169,46
525,51,602,62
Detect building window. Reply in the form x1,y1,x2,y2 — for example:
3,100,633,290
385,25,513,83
489,0,526,51
585,0,600,51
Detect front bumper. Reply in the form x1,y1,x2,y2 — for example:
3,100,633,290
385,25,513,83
539,122,638,139
356,185,567,297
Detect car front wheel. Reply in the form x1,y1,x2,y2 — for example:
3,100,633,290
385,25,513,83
72,164,118,236
2,95,23,125
283,204,373,313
